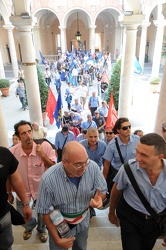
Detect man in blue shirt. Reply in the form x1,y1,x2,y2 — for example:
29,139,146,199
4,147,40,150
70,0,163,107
80,114,97,132
103,117,140,179
55,126,75,162
80,127,106,171
109,133,166,249
88,91,99,116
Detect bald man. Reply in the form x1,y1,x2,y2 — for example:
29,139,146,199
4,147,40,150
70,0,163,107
36,141,107,250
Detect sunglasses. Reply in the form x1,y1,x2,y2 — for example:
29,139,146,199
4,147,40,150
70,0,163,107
121,125,131,130
106,132,114,135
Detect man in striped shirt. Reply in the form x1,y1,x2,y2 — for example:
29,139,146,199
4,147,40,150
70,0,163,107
36,141,107,250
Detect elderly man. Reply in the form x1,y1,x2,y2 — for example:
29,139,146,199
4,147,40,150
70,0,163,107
36,141,107,250
70,111,83,130
10,120,56,242
71,98,83,114
109,133,166,249
32,122,47,139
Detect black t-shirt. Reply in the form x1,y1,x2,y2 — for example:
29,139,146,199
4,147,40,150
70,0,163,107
0,146,18,218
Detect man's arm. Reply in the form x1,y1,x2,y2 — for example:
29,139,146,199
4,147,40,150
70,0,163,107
108,183,123,227
103,159,110,179
9,170,32,222
43,214,75,248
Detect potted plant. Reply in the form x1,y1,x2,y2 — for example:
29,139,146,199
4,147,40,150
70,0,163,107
149,76,160,93
0,79,10,96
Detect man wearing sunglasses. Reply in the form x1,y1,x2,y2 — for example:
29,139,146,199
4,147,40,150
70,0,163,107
103,117,140,187
36,141,107,250
103,126,115,144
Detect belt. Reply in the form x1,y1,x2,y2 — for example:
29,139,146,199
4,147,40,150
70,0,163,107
122,198,153,220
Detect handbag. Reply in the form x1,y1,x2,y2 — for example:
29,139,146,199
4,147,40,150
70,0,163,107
124,163,166,238
9,204,25,226
57,136,68,161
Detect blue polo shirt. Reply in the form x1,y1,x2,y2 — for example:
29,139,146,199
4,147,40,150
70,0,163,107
55,131,75,149
103,135,140,171
80,139,107,169
81,120,97,130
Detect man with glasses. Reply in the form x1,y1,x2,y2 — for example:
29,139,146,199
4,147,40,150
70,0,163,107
36,141,107,250
103,126,115,144
103,117,140,192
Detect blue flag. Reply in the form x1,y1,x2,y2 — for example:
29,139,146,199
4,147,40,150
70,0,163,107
134,57,142,74
39,50,45,64
54,90,63,129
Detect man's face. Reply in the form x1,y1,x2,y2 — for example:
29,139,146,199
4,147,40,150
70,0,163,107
87,115,92,122
135,141,161,169
105,128,114,142
87,131,98,147
117,122,131,137
94,113,99,118
18,124,33,145
62,152,89,177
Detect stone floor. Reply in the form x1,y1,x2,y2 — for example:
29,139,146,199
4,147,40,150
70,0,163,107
12,208,164,250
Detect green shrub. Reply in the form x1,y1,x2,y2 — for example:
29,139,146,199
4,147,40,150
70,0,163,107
106,59,121,110
149,77,160,85
0,79,10,88
37,65,48,112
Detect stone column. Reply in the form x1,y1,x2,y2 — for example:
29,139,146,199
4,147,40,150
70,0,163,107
58,26,67,54
89,25,96,54
0,45,5,78
3,24,19,78
114,24,123,56
139,22,150,71
118,15,144,118
151,19,166,77
154,61,166,135
10,16,43,126
0,97,9,147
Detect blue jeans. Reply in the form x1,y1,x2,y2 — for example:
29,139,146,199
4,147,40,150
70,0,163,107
16,199,46,233
49,227,89,250
0,212,13,250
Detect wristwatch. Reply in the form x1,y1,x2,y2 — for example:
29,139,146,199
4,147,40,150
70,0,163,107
22,202,30,207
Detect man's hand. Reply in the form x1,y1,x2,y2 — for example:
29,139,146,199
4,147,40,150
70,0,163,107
108,210,119,227
36,144,45,158
56,237,75,249
22,206,32,222
90,189,103,208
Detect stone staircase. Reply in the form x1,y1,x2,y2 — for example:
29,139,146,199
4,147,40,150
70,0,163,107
12,208,164,250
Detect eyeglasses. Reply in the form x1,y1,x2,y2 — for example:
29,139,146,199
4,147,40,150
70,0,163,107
106,132,114,135
121,125,131,130
65,158,90,169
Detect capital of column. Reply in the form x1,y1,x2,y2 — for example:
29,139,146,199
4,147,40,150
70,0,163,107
3,23,14,30
140,21,151,28
89,25,96,29
10,16,37,31
153,19,166,28
58,26,66,30
119,14,145,29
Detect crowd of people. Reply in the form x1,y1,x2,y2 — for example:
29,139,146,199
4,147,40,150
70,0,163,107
1,52,166,250
1,114,166,250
